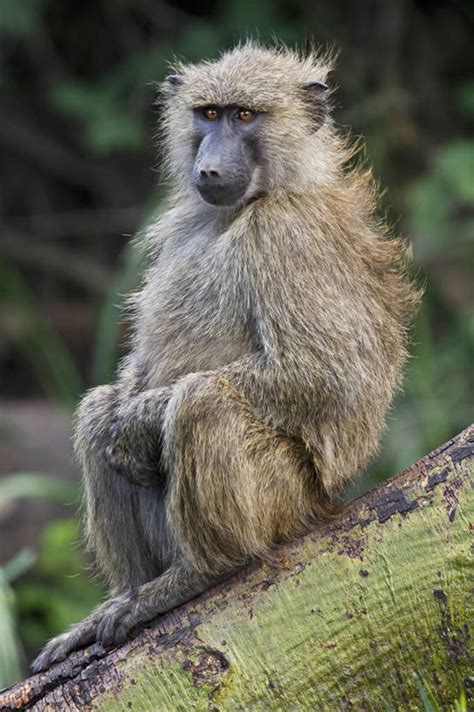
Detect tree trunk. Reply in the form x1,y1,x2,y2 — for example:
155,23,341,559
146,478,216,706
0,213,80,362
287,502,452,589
2,425,473,712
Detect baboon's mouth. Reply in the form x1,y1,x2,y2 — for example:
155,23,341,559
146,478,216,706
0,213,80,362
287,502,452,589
196,182,249,207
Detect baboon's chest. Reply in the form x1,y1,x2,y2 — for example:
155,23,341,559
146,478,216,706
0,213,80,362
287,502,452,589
137,233,252,387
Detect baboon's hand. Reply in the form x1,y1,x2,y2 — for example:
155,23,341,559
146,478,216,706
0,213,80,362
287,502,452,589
104,414,160,486
105,388,171,486
95,591,140,647
31,594,144,672
76,384,169,486
94,586,168,647
31,613,100,673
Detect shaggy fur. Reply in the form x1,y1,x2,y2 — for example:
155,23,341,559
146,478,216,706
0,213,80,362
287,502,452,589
33,43,420,672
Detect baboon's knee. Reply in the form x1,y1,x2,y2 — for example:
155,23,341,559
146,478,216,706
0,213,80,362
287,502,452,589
162,374,278,570
164,372,245,434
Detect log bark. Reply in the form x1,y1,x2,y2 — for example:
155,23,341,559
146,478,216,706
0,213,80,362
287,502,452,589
2,425,473,711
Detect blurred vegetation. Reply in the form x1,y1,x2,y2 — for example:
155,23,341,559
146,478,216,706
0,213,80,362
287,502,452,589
0,0,472,685
386,678,469,712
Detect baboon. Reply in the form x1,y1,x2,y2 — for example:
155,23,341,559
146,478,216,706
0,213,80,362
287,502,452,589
33,43,420,672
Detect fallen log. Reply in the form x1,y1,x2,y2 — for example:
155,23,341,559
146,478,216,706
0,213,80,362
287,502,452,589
1,425,473,711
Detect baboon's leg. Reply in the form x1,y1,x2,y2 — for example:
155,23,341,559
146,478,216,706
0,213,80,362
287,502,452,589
90,372,322,646
33,373,321,670
95,561,227,646
75,385,172,592
31,465,173,673
82,452,170,593
163,372,321,571
32,561,225,671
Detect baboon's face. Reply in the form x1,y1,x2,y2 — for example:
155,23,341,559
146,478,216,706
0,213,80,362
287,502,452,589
162,47,331,200
191,106,266,207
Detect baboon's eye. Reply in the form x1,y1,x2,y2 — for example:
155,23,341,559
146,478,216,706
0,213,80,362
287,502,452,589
202,107,220,121
237,109,254,122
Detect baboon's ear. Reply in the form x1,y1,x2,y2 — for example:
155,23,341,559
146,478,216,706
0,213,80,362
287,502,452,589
165,75,184,87
301,80,329,131
302,80,328,92
158,74,184,106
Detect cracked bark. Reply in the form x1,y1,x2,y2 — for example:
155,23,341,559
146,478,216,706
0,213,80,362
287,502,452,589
1,425,473,711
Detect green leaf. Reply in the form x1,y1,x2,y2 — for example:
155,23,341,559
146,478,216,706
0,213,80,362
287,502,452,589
0,473,77,506
2,549,36,585
0,568,23,688
415,676,441,712
454,691,468,712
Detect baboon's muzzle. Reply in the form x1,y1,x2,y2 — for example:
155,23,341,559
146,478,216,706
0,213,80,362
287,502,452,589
192,131,253,206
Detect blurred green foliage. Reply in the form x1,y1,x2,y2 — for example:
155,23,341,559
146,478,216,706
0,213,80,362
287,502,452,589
0,550,35,688
0,474,103,687
382,676,468,712
410,140,474,259
0,261,83,408
0,0,472,685
15,518,104,652
0,0,47,37
42,0,303,154
0,473,76,503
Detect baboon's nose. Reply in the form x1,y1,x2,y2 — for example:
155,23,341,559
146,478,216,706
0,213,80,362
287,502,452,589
193,151,250,205
200,168,220,179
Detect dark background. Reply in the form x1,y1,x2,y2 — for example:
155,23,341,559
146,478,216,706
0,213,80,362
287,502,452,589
0,0,472,684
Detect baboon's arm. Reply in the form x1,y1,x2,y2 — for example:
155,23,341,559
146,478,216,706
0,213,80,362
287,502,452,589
105,386,172,484
75,383,172,487
214,353,321,434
